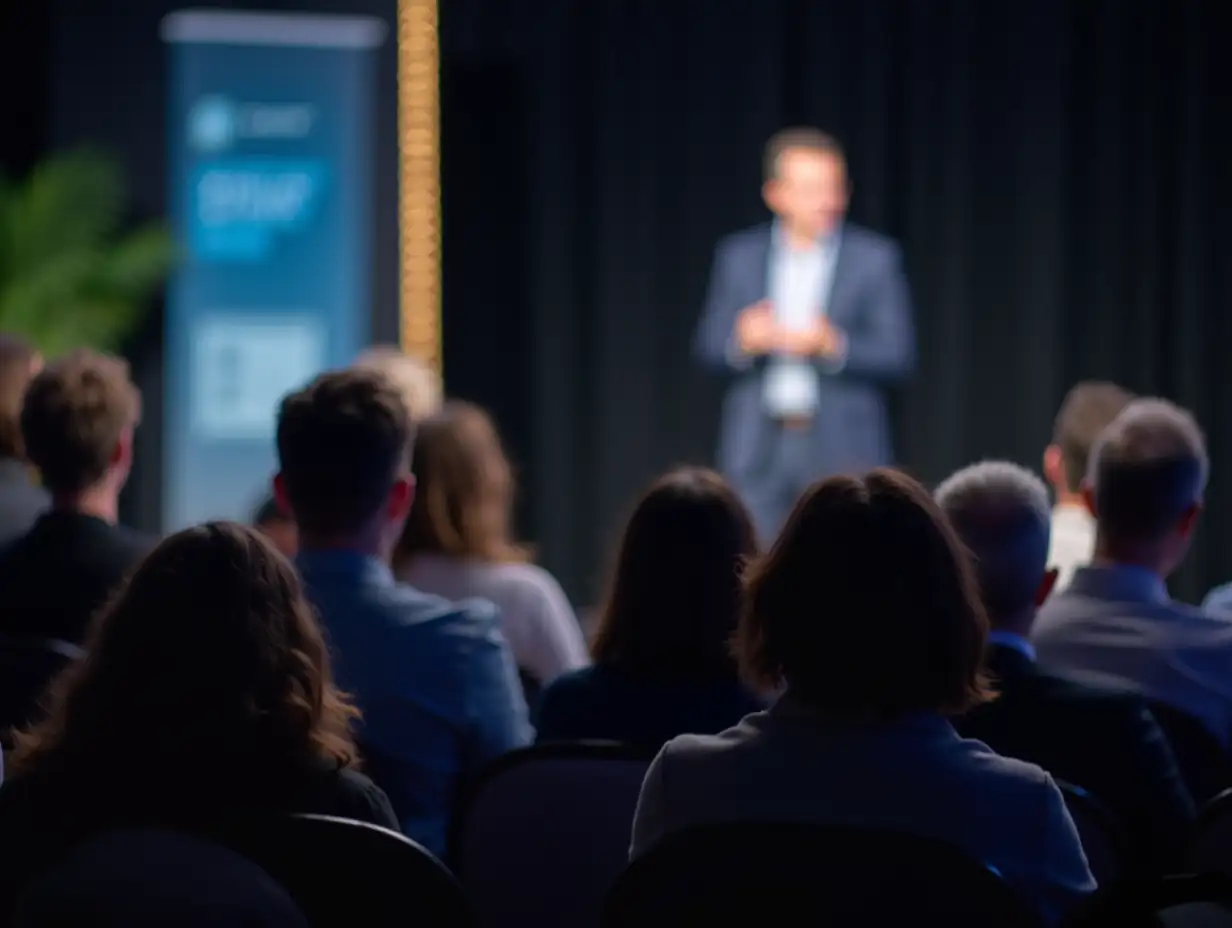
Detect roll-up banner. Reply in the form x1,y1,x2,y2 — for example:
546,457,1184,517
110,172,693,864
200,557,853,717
161,9,385,531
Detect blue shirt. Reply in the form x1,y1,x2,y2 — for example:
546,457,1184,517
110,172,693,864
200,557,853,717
1204,582,1232,614
764,223,841,417
297,549,532,855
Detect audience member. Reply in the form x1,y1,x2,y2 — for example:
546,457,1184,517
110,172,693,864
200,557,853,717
0,522,397,920
630,469,1094,925
937,460,1194,875
252,495,297,559
275,369,530,855
0,334,47,546
1033,399,1232,747
352,345,442,423
396,401,587,697
535,468,764,748
1043,381,1134,590
0,350,152,646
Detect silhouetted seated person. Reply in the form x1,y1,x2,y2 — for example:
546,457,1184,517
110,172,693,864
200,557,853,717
0,350,152,647
0,335,47,548
1033,400,1232,759
630,469,1095,925
275,370,530,856
937,460,1194,876
535,468,764,749
0,522,398,921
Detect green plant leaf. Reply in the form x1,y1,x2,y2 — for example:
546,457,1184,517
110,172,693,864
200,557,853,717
93,224,177,300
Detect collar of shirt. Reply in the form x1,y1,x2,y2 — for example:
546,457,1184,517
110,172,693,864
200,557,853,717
296,547,395,587
1071,562,1170,605
986,630,1036,662
771,219,841,256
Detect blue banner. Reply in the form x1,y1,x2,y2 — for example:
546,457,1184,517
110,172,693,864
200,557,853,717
161,10,385,531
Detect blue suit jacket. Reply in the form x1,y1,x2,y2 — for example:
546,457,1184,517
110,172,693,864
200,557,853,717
693,222,915,482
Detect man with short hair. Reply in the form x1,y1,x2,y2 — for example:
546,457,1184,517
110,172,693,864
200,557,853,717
0,349,152,645
938,460,1194,875
274,369,530,854
1043,381,1134,590
1033,399,1232,749
0,334,48,545
693,128,915,543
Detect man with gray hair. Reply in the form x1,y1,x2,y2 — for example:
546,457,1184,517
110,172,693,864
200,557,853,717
937,460,1193,874
1032,399,1232,794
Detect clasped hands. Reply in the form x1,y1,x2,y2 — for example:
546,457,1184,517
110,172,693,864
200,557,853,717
735,300,842,359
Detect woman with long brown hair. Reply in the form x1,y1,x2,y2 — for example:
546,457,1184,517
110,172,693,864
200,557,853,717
396,401,587,693
534,467,764,748
0,522,398,916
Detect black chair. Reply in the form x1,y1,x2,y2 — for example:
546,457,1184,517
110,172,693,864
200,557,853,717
602,822,1043,927
450,742,656,928
1149,700,1232,804
0,636,83,746
1191,788,1232,878
1063,873,1232,928
1057,780,1128,886
220,814,474,928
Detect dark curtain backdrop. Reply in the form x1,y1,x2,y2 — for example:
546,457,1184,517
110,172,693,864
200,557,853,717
441,0,1232,605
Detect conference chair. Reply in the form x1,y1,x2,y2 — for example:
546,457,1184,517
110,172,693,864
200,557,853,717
222,814,474,928
1149,700,1232,804
1057,780,1128,887
450,742,656,928
602,822,1042,927
0,636,83,747
1192,789,1232,878
1063,874,1232,928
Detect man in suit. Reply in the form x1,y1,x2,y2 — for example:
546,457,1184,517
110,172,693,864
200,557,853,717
0,350,153,647
1033,399,1232,751
936,460,1194,875
693,128,915,541
0,334,48,547
275,369,530,854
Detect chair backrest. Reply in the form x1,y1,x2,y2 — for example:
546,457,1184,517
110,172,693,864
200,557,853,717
220,814,474,928
1149,700,1232,804
451,742,655,928
602,822,1042,927
1192,789,1232,877
0,636,83,746
1057,780,1127,887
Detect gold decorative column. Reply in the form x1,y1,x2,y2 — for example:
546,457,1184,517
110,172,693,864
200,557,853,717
396,0,441,373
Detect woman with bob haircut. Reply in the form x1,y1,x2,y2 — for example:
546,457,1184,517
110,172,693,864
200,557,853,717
629,469,1094,924
535,467,764,748
396,401,587,693
0,522,398,916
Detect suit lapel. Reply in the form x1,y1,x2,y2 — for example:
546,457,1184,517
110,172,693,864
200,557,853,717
825,231,858,325
753,226,774,300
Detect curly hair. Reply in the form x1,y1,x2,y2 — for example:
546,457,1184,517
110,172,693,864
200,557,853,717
10,522,359,777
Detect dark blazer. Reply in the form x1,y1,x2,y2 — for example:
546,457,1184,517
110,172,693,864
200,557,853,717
957,644,1195,875
0,510,153,646
692,222,915,482
0,458,48,549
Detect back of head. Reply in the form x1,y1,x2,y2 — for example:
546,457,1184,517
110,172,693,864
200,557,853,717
1051,381,1135,493
935,461,1052,623
1088,398,1207,553
0,334,41,460
352,346,442,424
11,521,357,778
592,467,756,679
737,469,991,720
397,400,524,564
20,349,140,496
14,828,308,928
276,369,413,538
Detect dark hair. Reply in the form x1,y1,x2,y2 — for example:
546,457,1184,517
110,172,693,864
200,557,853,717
276,369,413,536
736,469,992,720
1090,398,1207,542
0,334,39,459
396,401,527,566
20,349,141,495
11,522,359,777
1052,381,1134,492
763,127,846,182
590,467,757,679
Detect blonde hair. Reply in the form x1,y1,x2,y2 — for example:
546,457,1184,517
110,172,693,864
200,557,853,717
353,346,442,424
